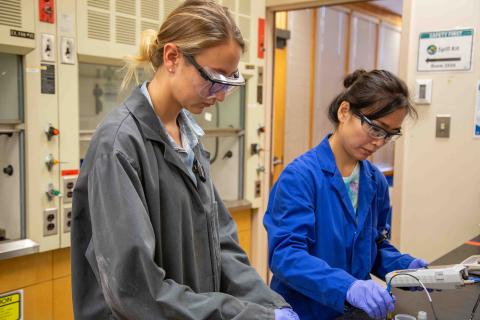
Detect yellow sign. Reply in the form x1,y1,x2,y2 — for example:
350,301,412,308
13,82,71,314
0,290,22,320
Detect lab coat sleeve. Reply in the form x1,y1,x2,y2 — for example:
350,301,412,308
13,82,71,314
86,151,276,320
371,175,414,279
264,165,357,313
215,188,290,309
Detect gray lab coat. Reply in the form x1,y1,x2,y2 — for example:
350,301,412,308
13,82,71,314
71,87,288,319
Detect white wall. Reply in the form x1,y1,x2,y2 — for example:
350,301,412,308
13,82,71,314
284,9,313,165
349,12,378,72
373,22,402,171
312,6,348,146
394,0,480,261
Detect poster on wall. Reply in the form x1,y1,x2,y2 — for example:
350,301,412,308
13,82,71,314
475,80,480,138
417,29,474,72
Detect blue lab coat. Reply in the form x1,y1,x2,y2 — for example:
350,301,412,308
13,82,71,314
264,135,415,320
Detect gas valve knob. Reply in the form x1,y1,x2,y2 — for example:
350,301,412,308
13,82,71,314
257,125,266,135
3,165,14,176
45,154,59,171
251,143,264,155
46,183,61,201
256,165,266,174
45,124,59,141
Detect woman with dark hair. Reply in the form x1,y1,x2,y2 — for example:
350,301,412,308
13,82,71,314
264,70,428,320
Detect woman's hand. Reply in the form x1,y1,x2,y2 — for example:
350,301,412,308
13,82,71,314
274,308,300,320
346,280,395,319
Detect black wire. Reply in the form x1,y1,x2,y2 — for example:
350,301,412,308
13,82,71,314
469,292,480,320
387,273,439,320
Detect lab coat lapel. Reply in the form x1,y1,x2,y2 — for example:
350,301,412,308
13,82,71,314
315,136,357,224
356,161,376,231
124,86,197,187
330,172,358,224
163,146,198,187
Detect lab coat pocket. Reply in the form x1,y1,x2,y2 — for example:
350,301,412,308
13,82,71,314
85,238,102,286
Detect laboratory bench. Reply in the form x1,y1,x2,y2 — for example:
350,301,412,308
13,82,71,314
393,234,480,320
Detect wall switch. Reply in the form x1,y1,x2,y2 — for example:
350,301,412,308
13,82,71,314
415,79,432,104
41,33,55,62
60,37,75,64
436,115,451,138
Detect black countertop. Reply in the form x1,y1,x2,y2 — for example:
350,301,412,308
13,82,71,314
393,235,480,320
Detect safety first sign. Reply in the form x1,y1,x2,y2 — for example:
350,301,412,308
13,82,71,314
417,29,474,72
0,290,23,320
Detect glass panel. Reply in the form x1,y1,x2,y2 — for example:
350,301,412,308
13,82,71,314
0,132,24,242
196,86,245,200
0,53,23,122
202,135,244,201
79,62,150,160
193,87,243,129
79,62,143,131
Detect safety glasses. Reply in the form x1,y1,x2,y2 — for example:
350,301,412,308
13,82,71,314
352,111,402,142
184,54,245,98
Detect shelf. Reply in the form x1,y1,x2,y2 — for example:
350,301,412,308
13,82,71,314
203,128,244,137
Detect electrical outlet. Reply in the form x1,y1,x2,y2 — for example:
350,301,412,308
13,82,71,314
44,208,58,236
254,180,261,198
41,33,55,62
64,207,72,233
60,37,75,64
62,176,77,204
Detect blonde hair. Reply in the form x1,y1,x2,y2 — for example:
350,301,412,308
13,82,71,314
122,0,244,89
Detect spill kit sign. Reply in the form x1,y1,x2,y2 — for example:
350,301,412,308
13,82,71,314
418,29,474,72
0,290,23,320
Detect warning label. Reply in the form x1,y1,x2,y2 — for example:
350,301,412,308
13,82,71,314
0,290,22,320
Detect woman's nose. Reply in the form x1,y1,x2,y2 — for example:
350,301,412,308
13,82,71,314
215,91,226,102
371,137,387,147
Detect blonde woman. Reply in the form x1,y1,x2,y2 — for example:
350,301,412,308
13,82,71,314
71,1,298,319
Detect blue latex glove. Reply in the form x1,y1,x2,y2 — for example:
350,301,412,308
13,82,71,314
274,308,300,320
346,280,395,319
408,258,429,269
406,258,430,291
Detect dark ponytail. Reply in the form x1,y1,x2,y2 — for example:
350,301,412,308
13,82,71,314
328,69,417,126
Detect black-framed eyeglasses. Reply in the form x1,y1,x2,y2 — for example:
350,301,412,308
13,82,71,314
184,54,245,94
352,110,402,142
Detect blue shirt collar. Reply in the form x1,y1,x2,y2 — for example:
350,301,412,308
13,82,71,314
140,81,204,141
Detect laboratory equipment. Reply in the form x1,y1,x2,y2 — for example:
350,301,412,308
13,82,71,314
386,255,480,290
394,314,416,320
417,311,427,320
386,264,469,290
386,255,480,320
0,53,26,247
461,255,480,275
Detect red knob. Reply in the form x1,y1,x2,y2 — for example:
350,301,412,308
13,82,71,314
46,125,59,140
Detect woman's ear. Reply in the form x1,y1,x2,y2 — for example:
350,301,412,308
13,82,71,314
163,43,180,72
337,101,351,124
